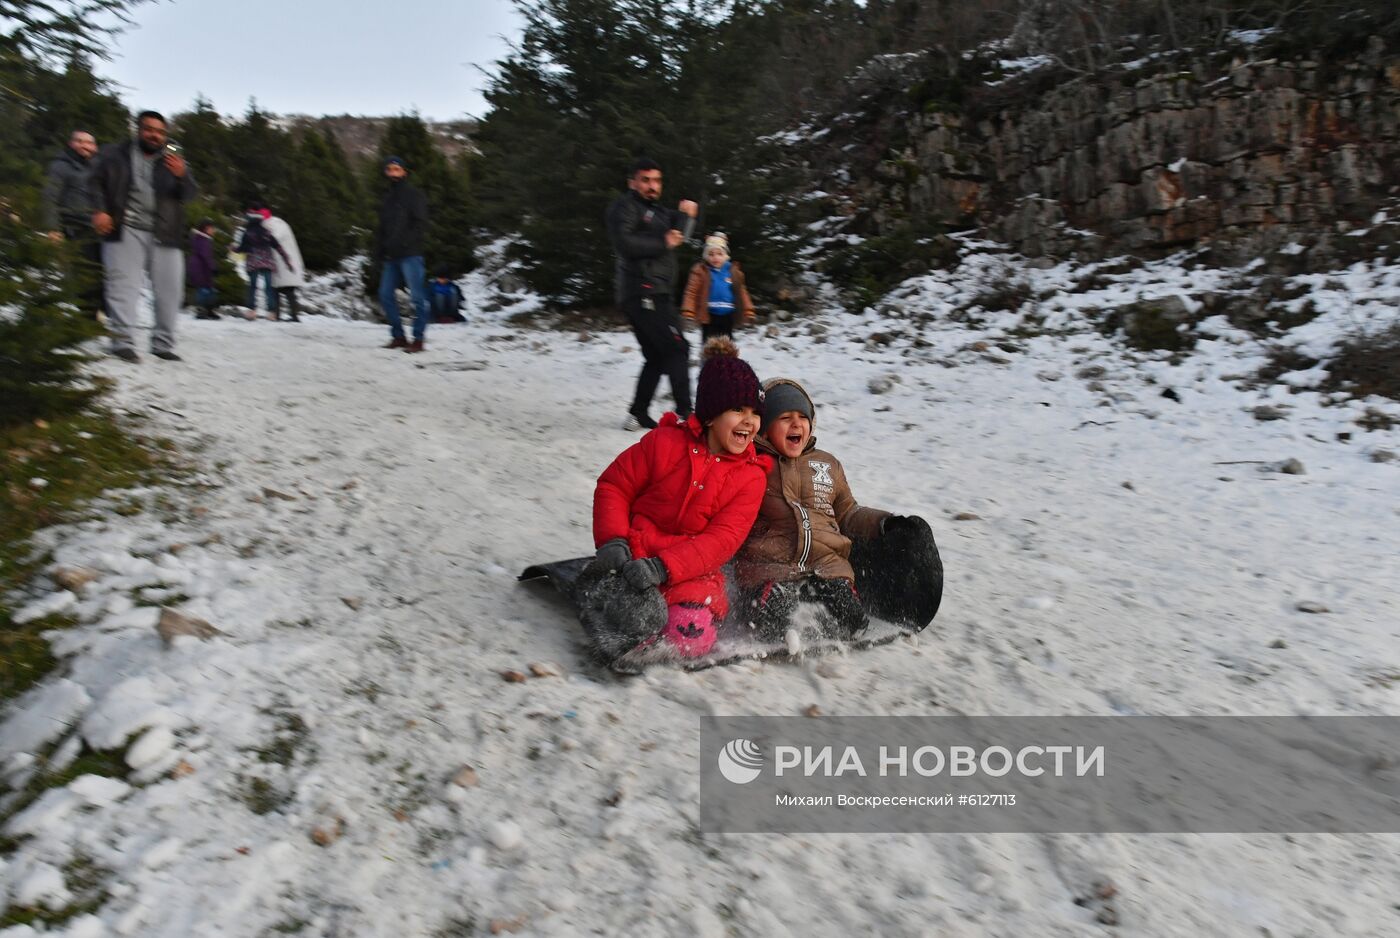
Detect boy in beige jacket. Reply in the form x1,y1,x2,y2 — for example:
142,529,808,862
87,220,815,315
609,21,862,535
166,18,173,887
734,377,940,639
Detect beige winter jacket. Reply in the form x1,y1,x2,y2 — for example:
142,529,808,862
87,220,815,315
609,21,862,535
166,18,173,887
734,379,888,588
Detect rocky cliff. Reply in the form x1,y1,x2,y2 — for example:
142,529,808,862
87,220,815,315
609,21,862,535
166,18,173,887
799,37,1400,264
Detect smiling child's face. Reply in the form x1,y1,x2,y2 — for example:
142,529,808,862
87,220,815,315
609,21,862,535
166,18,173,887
765,411,811,458
706,407,760,455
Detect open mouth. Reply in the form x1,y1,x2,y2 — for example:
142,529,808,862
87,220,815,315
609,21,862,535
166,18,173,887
786,432,803,446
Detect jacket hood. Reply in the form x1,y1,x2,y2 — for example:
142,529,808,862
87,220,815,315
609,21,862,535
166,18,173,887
761,374,816,420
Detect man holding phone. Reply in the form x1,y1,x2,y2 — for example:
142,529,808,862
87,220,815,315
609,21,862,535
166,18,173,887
90,110,197,362
605,157,698,430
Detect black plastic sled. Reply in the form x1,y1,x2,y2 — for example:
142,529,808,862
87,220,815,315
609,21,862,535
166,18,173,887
518,520,942,673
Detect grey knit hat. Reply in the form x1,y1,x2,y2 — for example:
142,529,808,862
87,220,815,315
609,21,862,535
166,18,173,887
760,378,814,432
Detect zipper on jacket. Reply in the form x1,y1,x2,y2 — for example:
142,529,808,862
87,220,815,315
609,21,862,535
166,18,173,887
796,503,812,570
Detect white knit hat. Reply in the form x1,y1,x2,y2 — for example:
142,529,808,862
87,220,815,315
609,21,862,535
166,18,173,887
703,232,729,257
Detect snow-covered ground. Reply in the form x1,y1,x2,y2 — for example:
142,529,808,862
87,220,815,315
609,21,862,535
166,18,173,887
2,248,1399,937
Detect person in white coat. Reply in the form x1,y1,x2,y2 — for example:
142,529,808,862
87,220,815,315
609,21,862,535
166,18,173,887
264,208,305,322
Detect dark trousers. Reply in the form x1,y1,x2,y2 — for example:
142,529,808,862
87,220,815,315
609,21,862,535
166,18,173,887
624,293,692,418
747,576,868,641
272,287,299,320
430,293,465,322
701,316,734,341
63,223,106,319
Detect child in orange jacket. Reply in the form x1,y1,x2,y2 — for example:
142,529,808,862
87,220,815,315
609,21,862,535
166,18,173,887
681,233,756,341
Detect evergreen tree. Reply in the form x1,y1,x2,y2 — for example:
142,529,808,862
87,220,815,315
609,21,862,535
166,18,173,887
21,55,129,157
0,167,102,426
226,100,297,211
172,96,236,210
175,102,365,275
2,1,142,197
0,1,144,425
667,3,808,291
475,0,685,306
283,128,363,272
475,0,806,307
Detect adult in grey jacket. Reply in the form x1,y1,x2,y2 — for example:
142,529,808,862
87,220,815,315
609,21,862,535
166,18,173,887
89,110,197,362
41,130,105,318
42,130,97,236
604,157,697,430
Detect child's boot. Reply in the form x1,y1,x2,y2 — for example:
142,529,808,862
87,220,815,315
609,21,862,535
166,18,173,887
747,581,799,643
805,577,869,640
662,602,717,657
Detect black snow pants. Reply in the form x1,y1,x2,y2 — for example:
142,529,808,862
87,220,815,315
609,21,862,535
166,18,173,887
624,293,692,419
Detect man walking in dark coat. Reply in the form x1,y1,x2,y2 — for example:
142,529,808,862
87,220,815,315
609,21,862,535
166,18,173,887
374,156,431,353
41,129,105,319
605,157,697,430
89,110,197,362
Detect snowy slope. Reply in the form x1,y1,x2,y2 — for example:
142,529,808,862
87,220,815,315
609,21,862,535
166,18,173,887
2,248,1398,937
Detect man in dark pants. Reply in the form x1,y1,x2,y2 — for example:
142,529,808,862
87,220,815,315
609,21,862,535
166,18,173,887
41,129,105,319
605,157,698,430
374,156,431,353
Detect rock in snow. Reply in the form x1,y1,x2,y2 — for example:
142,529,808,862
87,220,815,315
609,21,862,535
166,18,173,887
50,565,101,592
156,608,226,646
488,820,523,851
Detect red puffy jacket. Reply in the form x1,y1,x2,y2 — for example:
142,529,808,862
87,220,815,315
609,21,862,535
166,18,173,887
594,413,771,616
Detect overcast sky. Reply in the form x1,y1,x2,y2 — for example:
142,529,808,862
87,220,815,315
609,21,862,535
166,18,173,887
95,0,526,121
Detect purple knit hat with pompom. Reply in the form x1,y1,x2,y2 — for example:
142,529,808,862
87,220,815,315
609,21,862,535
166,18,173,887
694,337,764,424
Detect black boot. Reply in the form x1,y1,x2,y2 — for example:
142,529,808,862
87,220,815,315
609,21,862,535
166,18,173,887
804,577,870,640
744,580,801,642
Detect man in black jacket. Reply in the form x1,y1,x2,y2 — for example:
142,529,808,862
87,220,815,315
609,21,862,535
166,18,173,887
605,157,697,429
374,156,431,353
89,111,197,362
41,129,105,319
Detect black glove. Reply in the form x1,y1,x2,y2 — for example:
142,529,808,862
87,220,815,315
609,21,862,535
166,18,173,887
595,537,632,572
622,556,667,591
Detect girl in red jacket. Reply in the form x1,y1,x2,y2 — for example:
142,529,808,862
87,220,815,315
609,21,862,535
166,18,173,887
583,338,771,663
